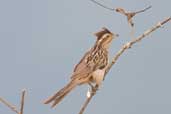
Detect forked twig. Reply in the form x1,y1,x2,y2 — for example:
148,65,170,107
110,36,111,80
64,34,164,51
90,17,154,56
115,5,152,27
78,17,171,114
0,89,26,114
90,0,151,27
0,97,19,114
115,5,151,38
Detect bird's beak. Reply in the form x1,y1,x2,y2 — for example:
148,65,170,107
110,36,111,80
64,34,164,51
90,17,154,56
112,33,119,38
115,34,119,37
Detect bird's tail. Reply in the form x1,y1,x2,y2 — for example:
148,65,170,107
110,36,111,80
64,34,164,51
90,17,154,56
43,81,76,108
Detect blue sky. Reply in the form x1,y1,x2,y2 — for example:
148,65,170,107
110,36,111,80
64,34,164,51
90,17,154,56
0,0,171,114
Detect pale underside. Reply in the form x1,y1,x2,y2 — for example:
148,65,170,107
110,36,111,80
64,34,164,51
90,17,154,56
92,68,105,85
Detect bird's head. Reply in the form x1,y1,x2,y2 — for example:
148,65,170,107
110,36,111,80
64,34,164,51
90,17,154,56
94,27,118,49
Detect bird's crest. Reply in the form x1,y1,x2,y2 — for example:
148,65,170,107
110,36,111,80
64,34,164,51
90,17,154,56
94,27,112,40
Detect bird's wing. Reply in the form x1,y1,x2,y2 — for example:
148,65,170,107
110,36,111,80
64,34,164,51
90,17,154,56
71,49,97,80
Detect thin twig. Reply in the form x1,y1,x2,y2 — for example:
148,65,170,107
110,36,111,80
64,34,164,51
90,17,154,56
0,89,27,114
105,17,171,76
90,0,152,15
19,90,26,114
134,5,152,14
90,0,152,27
90,0,114,11
0,97,19,114
116,5,152,27
78,17,171,114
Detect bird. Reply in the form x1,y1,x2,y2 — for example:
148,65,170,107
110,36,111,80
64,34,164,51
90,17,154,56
43,27,118,108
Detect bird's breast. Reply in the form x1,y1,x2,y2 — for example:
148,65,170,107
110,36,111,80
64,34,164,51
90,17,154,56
92,69,105,86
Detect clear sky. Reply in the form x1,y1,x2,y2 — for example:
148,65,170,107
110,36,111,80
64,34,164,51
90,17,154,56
0,0,171,114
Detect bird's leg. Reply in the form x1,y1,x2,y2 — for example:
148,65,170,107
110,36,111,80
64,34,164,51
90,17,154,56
88,83,98,94
88,82,95,90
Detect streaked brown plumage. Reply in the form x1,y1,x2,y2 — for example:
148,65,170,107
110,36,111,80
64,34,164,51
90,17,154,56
44,27,118,107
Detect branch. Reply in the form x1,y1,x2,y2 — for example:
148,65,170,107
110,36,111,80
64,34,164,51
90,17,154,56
90,0,151,27
105,17,171,75
134,5,152,14
78,17,171,114
90,0,115,11
0,89,27,114
116,6,152,27
0,97,19,114
19,90,26,114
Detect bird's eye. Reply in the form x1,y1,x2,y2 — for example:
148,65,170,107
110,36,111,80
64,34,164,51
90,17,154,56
106,35,110,38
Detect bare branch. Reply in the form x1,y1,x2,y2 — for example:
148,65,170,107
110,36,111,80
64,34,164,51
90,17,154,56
78,17,171,114
19,90,26,114
90,0,114,11
0,97,19,114
116,5,152,27
90,0,152,27
0,89,27,114
105,17,171,76
134,5,152,14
